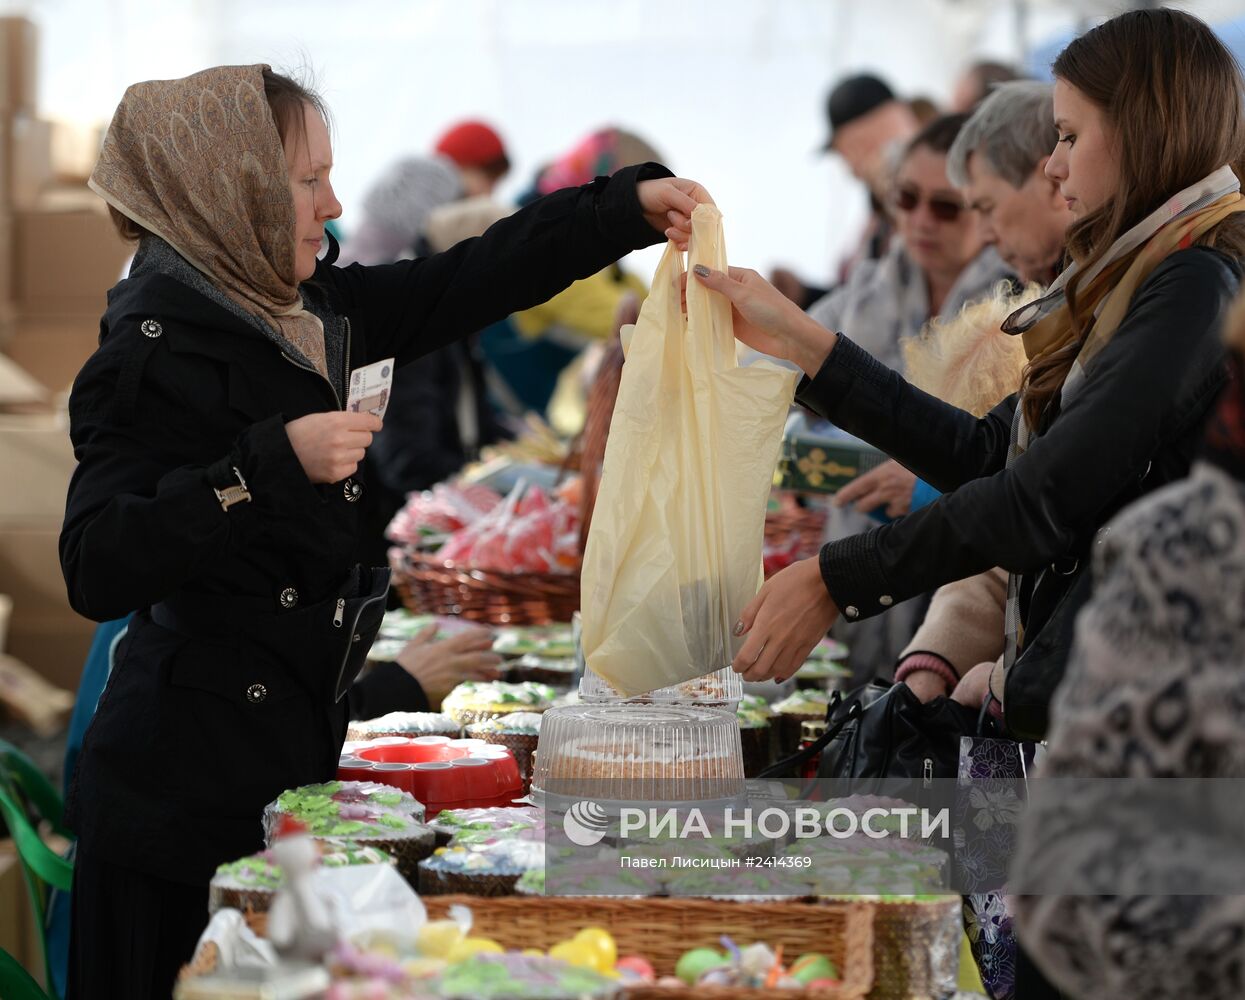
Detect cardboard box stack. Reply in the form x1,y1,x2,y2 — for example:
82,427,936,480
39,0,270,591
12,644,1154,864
0,15,124,702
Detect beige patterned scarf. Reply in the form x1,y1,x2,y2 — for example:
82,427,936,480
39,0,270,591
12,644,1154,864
89,64,328,376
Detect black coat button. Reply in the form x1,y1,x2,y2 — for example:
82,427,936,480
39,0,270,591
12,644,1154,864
343,479,362,502
279,587,299,609
246,683,268,703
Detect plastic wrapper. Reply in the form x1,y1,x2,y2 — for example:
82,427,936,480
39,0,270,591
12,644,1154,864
385,482,500,545
578,662,741,709
428,806,541,847
262,782,433,884
531,704,745,805
434,484,579,574
580,204,797,697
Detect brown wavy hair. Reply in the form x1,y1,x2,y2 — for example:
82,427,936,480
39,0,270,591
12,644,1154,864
1021,8,1245,429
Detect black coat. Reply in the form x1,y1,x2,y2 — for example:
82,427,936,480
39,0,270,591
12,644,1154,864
800,246,1241,654
60,164,668,885
357,337,509,569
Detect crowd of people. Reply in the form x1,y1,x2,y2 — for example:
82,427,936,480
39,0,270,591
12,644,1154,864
53,6,1245,999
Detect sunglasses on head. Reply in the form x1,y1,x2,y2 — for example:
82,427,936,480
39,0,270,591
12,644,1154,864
894,186,964,222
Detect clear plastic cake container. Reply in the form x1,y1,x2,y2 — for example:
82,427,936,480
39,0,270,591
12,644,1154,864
530,703,745,807
578,663,741,710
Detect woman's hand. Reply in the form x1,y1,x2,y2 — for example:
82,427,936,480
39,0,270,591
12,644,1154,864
395,625,503,707
285,411,382,484
950,660,996,709
691,265,837,376
636,177,714,248
903,669,952,704
835,461,917,518
731,556,839,682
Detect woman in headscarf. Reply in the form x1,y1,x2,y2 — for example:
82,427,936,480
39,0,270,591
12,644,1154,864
60,65,707,997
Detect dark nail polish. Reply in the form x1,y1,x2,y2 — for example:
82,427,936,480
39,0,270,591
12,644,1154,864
693,264,710,278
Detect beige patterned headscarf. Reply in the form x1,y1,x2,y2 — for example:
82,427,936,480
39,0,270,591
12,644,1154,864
89,64,328,376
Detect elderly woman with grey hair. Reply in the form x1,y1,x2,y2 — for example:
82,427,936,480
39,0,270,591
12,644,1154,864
893,81,1079,709
947,81,1075,286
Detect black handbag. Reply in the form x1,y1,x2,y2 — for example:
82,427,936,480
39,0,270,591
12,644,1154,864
759,681,996,799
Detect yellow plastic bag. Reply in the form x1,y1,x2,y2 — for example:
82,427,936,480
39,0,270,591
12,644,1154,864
580,204,798,696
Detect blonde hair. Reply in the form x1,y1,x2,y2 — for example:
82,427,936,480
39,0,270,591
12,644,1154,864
902,281,1040,416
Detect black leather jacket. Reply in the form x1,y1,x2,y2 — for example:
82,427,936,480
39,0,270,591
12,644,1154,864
798,246,1241,652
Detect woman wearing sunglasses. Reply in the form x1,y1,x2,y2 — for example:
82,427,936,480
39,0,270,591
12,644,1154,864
694,6,1245,731
804,111,1012,678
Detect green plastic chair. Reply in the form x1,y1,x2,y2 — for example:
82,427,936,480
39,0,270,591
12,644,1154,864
0,945,53,1000
0,741,73,999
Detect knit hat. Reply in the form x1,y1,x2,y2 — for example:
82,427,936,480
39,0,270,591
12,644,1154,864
435,120,508,168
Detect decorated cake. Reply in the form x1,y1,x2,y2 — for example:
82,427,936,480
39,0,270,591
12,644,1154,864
578,663,741,709
429,806,542,847
417,838,545,896
492,625,576,660
441,680,557,727
771,689,832,755
531,704,745,804
207,842,395,916
508,653,576,688
263,781,433,883
346,711,461,742
735,694,774,777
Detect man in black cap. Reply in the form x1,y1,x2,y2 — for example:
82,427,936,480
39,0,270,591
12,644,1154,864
772,72,920,308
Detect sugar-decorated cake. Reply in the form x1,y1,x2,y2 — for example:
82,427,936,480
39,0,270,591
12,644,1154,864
263,781,433,883
346,711,461,742
208,841,395,915
441,681,557,727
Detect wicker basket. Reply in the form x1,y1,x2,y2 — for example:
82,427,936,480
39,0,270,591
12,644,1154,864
423,895,874,999
390,549,580,626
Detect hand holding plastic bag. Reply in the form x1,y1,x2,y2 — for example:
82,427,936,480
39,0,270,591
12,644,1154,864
581,204,797,696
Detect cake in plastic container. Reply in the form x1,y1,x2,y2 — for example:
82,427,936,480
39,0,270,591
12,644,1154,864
208,841,395,916
578,662,741,709
416,838,544,896
531,704,745,805
345,711,461,742
441,680,558,726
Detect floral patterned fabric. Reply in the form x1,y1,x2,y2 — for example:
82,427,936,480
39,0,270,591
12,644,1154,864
1013,457,1245,999
958,736,1045,1000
